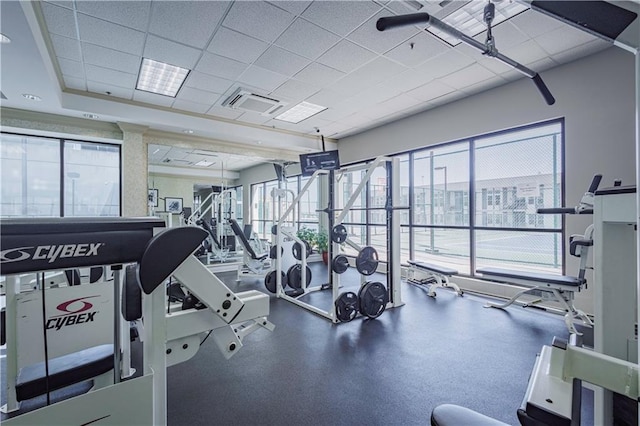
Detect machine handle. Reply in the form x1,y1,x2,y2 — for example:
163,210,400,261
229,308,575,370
376,13,430,31
532,74,556,106
587,174,603,193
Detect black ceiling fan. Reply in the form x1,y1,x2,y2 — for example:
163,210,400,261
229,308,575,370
377,2,556,105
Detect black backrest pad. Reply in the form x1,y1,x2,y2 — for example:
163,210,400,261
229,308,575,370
122,264,142,321
228,219,258,259
138,227,208,294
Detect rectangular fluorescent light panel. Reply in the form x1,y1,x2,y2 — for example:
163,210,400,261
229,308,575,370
275,101,327,124
430,2,527,46
195,160,215,167
136,58,190,97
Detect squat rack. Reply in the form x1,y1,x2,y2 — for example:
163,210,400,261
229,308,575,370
272,156,404,323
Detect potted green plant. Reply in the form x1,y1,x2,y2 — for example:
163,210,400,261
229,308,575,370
296,227,317,255
315,230,329,264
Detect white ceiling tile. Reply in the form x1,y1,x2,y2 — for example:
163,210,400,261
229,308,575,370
207,27,269,64
43,1,73,9
348,10,420,54
185,71,232,94
87,81,134,100
223,2,294,43
510,9,565,39
384,32,449,68
207,105,245,120
236,111,272,125
50,34,82,62
438,63,496,90
427,90,467,108
326,74,372,100
268,1,312,16
294,62,345,87
78,14,145,55
459,76,507,96
272,79,320,102
301,1,382,37
306,89,344,108
58,58,85,79
525,57,557,74
143,35,201,69
195,53,248,81
474,21,529,51
177,86,221,105
535,25,600,56
314,107,352,122
82,43,141,74
133,90,175,107
255,46,311,77
76,1,150,31
382,69,431,93
501,40,549,66
550,39,610,66
63,75,86,91
406,80,456,102
149,2,229,49
41,3,77,38
413,49,475,80
477,56,512,75
317,40,377,74
274,19,341,60
85,64,136,89
238,66,288,92
172,99,211,114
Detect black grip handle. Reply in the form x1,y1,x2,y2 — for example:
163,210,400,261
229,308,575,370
537,207,576,214
587,174,602,193
531,74,555,106
376,13,430,31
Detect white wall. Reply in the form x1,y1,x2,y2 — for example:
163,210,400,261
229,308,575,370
338,47,637,314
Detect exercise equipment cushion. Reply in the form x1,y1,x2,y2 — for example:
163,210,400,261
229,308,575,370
16,344,114,401
431,404,509,426
477,267,584,287
408,260,458,276
122,264,142,321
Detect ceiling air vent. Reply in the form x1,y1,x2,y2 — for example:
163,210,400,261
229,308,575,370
222,88,286,116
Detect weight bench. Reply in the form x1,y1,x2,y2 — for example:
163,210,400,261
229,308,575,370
15,344,114,403
407,260,463,297
476,267,592,335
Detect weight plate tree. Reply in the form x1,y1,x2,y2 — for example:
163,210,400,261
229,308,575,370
358,281,389,319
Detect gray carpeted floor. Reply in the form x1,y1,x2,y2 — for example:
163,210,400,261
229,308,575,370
166,263,594,426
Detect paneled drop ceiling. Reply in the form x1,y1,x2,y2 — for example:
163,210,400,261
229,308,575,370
0,0,618,165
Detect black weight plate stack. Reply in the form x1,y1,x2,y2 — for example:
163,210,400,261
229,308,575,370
335,292,359,322
355,246,379,276
292,240,312,260
264,270,287,293
269,245,284,259
332,255,350,274
331,224,348,243
358,281,389,319
286,264,312,289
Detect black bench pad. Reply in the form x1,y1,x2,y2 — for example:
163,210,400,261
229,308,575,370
476,267,585,287
16,344,113,401
408,260,458,276
431,404,509,426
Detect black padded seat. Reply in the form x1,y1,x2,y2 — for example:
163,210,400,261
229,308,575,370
16,344,113,401
229,219,268,261
477,267,585,287
431,404,509,426
408,260,458,276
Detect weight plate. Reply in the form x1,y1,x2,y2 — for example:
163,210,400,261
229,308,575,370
292,240,311,260
271,225,278,235
264,270,286,293
335,292,359,322
358,281,389,319
269,245,284,259
331,224,348,244
355,246,379,276
332,255,350,274
286,264,312,289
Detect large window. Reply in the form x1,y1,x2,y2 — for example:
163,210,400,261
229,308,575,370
341,120,563,275
1,133,121,217
251,175,320,240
